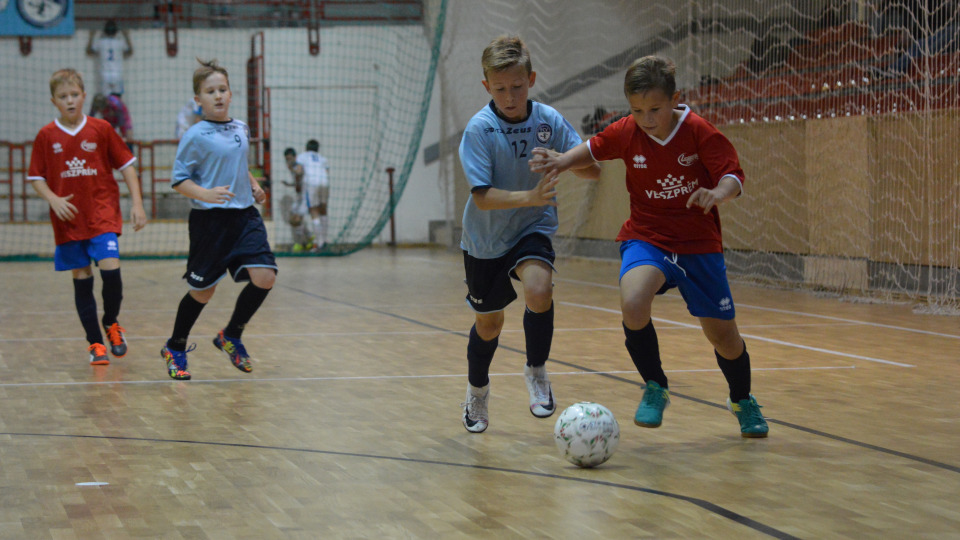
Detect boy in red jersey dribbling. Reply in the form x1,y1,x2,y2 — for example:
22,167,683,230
530,56,768,438
27,68,147,366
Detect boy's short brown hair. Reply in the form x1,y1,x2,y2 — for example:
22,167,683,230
193,58,230,94
623,56,676,97
481,35,532,79
49,68,85,96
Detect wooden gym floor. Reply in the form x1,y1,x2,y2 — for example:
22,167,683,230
0,247,957,539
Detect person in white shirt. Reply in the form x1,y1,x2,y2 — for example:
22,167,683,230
86,20,133,96
290,139,331,250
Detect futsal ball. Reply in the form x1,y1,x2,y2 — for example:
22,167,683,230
553,402,620,468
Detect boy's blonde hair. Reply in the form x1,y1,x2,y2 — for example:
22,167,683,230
481,35,532,79
623,56,676,97
49,68,85,96
193,58,230,94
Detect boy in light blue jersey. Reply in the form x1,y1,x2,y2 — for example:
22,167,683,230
160,59,278,380
458,35,601,433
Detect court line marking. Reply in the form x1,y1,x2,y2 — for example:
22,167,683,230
556,277,960,340
559,301,915,367
0,431,800,540
0,366,854,389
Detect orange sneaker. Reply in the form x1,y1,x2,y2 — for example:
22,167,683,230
88,343,109,365
104,323,128,358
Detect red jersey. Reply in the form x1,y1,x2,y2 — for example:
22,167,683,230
28,116,136,245
588,105,744,254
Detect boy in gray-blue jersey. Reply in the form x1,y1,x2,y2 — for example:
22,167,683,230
160,59,278,381
458,36,601,433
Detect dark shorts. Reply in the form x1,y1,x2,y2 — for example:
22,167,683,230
463,233,556,313
184,207,277,290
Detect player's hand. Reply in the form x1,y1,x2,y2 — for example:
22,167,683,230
50,193,78,221
200,186,235,205
251,182,266,204
529,147,563,182
130,203,147,231
686,187,724,214
527,174,560,207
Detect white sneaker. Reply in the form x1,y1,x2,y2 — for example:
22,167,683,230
524,364,556,418
461,383,489,433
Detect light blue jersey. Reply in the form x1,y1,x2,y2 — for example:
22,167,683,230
459,100,583,259
172,118,255,210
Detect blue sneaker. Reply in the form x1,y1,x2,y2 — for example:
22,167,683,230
727,395,769,438
213,330,253,373
161,342,195,380
634,380,669,427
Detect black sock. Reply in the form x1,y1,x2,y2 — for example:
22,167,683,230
623,321,668,388
467,324,498,388
716,343,751,402
100,268,122,328
523,302,553,368
168,292,207,351
224,283,270,339
74,277,103,345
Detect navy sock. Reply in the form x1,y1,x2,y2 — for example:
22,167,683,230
224,283,270,339
523,302,554,368
73,277,103,345
623,320,667,388
168,292,206,351
716,343,751,402
467,324,498,388
100,268,122,328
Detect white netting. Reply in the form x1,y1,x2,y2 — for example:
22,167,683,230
432,0,960,312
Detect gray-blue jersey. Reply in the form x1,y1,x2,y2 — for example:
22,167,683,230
459,101,583,258
172,118,255,210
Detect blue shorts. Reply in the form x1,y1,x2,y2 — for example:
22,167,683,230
54,232,120,271
463,233,556,313
185,207,277,290
619,239,736,320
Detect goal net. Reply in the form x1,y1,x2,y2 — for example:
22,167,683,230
432,0,959,312
0,0,444,258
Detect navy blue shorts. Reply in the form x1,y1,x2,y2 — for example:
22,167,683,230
619,239,736,320
54,232,120,271
463,233,556,313
184,207,277,290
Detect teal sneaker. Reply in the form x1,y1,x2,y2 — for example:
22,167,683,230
727,395,769,438
634,380,669,427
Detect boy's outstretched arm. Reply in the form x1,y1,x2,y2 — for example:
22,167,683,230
686,175,742,214
120,165,147,231
173,179,235,205
31,179,78,221
529,143,599,182
472,175,560,211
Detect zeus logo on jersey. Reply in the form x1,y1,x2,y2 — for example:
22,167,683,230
190,272,205,282
81,140,98,152
678,153,699,166
632,154,648,168
483,126,532,135
61,157,98,178
645,174,699,200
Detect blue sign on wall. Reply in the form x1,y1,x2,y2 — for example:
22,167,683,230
0,0,74,36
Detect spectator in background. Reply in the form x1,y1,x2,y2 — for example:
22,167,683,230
86,19,133,97
176,100,202,139
870,0,959,77
90,93,133,144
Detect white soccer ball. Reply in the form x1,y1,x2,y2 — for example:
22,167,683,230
553,402,620,468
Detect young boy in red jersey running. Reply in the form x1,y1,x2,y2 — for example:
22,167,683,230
28,68,147,365
530,56,768,438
